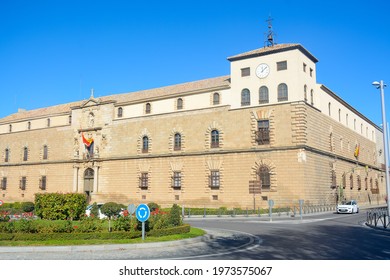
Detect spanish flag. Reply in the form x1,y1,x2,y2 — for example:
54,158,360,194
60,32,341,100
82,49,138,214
82,132,94,148
354,144,360,158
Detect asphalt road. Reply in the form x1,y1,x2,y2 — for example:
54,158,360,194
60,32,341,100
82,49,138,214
0,210,389,260
187,211,390,260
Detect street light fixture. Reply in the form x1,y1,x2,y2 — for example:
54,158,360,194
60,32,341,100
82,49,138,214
372,80,390,217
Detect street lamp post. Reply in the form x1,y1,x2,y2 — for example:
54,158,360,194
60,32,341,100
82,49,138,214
373,80,390,217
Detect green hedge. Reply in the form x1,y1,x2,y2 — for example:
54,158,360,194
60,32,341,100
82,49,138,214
0,224,191,241
35,193,87,220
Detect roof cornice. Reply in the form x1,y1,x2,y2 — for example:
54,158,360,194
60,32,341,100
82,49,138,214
227,44,319,63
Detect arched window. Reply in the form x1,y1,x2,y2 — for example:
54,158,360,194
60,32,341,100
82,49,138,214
346,114,349,126
259,86,269,104
338,109,341,122
213,92,220,105
117,107,123,118
142,136,149,153
145,103,151,114
5,148,9,163
177,98,183,110
357,175,361,190
211,130,219,148
9,124,12,133
304,85,307,101
174,133,181,151
241,88,250,106
27,122,31,130
277,83,288,102
328,102,331,116
47,118,51,127
258,166,271,191
350,174,354,189
43,145,48,160
68,115,72,124
23,147,28,161
310,89,314,105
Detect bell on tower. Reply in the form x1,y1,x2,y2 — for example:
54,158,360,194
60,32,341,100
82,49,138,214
264,16,277,47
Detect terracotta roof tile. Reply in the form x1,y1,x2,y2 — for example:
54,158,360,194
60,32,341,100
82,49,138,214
0,75,231,123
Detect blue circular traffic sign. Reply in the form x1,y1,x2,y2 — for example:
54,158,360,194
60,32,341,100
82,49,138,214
136,204,150,222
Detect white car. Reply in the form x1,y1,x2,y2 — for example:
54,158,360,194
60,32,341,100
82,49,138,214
85,203,107,219
336,200,359,214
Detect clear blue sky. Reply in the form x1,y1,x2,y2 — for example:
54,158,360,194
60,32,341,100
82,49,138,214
1,0,389,126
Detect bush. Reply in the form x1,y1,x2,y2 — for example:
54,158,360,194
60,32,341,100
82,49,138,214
75,219,104,233
168,204,182,227
21,202,35,213
89,202,100,219
14,219,38,233
148,202,160,212
35,193,87,220
113,216,137,232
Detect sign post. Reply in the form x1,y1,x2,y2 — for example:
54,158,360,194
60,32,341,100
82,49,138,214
268,199,274,222
136,204,150,240
299,199,304,220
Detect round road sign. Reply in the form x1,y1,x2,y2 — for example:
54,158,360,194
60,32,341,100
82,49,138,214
136,204,150,222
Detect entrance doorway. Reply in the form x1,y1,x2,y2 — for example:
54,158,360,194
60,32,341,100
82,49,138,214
84,168,94,203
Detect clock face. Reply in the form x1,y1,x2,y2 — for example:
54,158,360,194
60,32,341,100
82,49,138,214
256,63,270,78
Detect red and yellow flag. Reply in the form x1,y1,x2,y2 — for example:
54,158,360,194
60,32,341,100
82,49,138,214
354,144,360,158
82,132,94,147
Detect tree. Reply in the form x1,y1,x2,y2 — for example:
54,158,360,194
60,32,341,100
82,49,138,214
101,202,122,232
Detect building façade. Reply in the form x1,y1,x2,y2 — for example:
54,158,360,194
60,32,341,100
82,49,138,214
0,43,386,209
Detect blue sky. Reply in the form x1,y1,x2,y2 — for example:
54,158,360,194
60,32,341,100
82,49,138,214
0,0,389,126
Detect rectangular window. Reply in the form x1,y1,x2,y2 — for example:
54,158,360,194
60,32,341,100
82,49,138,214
139,173,149,190
241,67,250,77
310,68,313,77
172,172,182,189
209,170,220,190
277,61,287,71
256,120,270,145
1,177,7,190
303,63,307,72
40,176,47,190
20,177,27,191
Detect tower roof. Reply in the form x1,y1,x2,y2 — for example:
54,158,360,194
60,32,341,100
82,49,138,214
227,43,318,63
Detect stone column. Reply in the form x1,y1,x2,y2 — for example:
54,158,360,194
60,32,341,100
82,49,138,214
73,165,79,193
93,165,99,193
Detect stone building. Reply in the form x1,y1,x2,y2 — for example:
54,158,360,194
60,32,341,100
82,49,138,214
0,42,386,209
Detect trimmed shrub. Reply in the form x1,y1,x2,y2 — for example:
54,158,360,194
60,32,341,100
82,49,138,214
113,216,137,232
0,224,191,241
147,202,160,212
168,204,182,227
21,202,35,213
35,193,87,220
101,202,122,219
14,219,38,233
75,219,104,233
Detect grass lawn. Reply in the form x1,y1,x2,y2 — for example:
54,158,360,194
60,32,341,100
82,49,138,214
0,227,205,247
